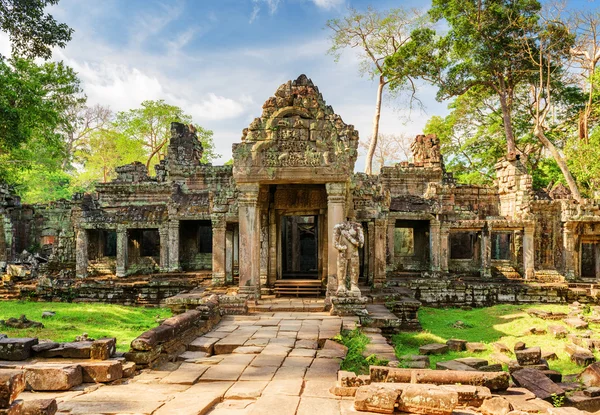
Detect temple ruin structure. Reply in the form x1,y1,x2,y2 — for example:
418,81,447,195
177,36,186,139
2,75,600,306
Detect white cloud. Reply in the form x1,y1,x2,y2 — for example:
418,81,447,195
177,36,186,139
311,0,345,9
250,0,282,23
179,93,253,121
0,32,10,57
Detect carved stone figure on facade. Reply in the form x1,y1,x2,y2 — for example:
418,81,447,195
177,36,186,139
333,218,364,296
411,134,443,167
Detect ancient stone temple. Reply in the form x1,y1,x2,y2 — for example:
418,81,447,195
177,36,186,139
2,75,600,306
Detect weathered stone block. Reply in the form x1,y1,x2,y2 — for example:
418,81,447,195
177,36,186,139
0,370,25,408
516,347,541,366
80,361,122,383
548,325,568,339
24,365,82,391
480,396,513,415
398,384,458,415
90,338,116,360
354,384,398,414
0,400,22,415
38,342,92,359
0,338,38,361
581,362,600,387
31,342,59,354
466,342,487,353
446,339,467,352
419,343,448,355
21,398,57,415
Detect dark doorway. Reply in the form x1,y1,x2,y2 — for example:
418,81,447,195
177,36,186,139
281,215,318,279
582,242,599,278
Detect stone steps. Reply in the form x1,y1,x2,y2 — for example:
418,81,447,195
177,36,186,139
361,304,402,333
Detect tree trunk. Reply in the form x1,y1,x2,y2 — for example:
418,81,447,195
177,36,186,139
365,77,385,175
498,93,517,158
534,128,583,203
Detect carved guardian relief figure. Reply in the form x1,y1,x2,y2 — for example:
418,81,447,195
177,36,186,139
333,219,364,296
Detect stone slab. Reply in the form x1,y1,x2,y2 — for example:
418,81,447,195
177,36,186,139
224,380,269,399
159,362,209,385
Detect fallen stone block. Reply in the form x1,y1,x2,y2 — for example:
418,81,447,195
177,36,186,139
584,387,600,397
369,366,509,391
466,342,487,353
446,339,467,352
492,343,511,354
354,384,398,414
436,360,477,371
573,353,596,366
508,360,549,374
480,396,513,415
123,347,161,365
398,384,458,415
80,361,123,383
90,338,116,360
0,370,25,408
548,325,568,339
21,398,57,415
0,338,38,361
419,343,448,355
514,342,526,351
130,325,174,352
439,384,492,407
516,347,541,366
542,351,558,361
122,362,136,378
511,368,565,401
31,342,59,354
455,357,489,369
523,327,546,336
0,400,22,415
567,394,600,413
404,361,428,369
38,342,92,359
338,371,370,387
24,364,82,391
480,364,503,372
565,318,588,330
580,362,600,387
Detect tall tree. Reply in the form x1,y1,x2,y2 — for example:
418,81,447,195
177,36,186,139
114,100,218,171
0,0,73,59
326,7,430,174
0,57,82,190
387,0,542,159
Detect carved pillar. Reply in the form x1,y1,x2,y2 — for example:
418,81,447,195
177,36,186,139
159,227,169,272
211,214,226,286
326,182,347,297
481,224,492,278
387,221,396,270
367,221,375,285
225,229,234,284
440,224,450,272
116,227,128,277
523,225,535,279
430,220,441,272
238,183,261,298
563,223,576,280
75,228,88,278
373,218,387,288
233,225,239,276
168,221,180,272
268,209,277,286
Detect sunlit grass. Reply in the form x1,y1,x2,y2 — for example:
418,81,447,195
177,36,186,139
0,301,172,351
393,304,598,375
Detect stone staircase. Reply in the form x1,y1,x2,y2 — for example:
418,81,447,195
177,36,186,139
273,279,323,297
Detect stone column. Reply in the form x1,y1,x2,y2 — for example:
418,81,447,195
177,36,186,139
440,224,450,272
168,221,180,272
326,182,347,297
430,220,441,272
238,183,261,298
268,209,277,286
367,221,375,285
116,227,128,277
159,227,169,272
481,224,492,278
75,228,88,278
563,223,576,280
523,225,535,279
387,221,396,270
211,214,226,286
373,218,387,288
225,229,234,284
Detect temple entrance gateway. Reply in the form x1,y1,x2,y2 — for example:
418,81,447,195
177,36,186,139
280,215,318,279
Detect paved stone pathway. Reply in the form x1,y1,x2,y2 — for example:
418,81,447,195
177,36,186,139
20,312,360,415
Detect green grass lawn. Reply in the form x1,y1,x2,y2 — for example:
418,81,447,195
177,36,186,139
393,304,599,375
0,301,172,351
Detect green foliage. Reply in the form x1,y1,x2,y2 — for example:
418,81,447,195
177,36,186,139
551,393,565,408
114,100,218,170
336,328,372,375
565,127,600,197
393,304,600,375
0,0,73,59
0,301,171,351
0,57,83,200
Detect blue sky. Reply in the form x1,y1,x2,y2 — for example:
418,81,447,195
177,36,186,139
0,0,598,168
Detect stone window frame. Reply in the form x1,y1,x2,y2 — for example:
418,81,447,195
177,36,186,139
449,231,478,260
491,231,513,261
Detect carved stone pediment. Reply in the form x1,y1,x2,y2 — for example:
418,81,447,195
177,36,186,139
232,75,359,183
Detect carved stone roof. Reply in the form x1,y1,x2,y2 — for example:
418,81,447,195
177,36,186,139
232,74,359,183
